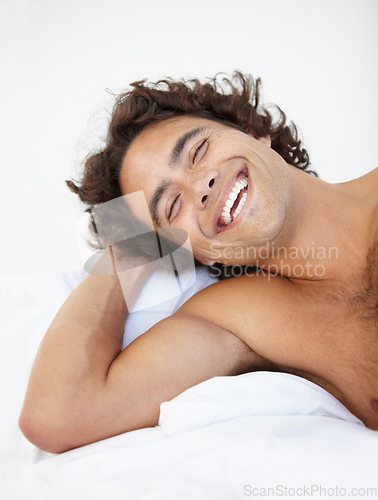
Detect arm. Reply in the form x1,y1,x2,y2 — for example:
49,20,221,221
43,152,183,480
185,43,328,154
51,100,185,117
19,273,258,453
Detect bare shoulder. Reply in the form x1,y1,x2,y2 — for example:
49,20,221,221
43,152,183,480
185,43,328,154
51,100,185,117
181,272,293,307
179,273,298,333
342,166,378,200
178,273,322,369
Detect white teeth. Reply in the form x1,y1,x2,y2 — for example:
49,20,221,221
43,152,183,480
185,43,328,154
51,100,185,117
234,192,247,216
219,175,248,226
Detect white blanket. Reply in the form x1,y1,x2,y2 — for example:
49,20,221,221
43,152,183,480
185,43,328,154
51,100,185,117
1,271,377,499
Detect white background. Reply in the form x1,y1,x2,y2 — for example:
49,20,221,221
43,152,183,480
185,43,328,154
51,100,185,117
1,0,377,275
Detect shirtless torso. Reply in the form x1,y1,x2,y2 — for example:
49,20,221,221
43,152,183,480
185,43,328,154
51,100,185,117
180,180,378,429
180,265,377,429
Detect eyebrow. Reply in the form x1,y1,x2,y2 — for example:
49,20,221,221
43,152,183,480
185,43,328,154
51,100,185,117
169,127,206,166
149,127,207,225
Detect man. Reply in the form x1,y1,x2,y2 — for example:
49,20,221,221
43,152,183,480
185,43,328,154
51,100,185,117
19,72,377,453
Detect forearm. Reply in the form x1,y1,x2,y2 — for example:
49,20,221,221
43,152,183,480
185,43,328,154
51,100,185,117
34,273,127,384
19,273,128,449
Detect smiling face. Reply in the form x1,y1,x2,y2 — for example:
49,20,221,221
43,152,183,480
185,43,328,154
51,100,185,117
119,115,296,265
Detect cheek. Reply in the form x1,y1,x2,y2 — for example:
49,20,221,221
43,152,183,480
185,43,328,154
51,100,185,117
190,237,218,264
170,209,215,259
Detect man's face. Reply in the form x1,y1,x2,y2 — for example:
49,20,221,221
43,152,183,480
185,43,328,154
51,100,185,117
119,116,295,265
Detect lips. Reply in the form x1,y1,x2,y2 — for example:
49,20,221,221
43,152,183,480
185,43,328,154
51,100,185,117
217,172,249,227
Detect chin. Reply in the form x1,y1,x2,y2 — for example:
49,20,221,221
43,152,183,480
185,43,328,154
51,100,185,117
217,224,285,266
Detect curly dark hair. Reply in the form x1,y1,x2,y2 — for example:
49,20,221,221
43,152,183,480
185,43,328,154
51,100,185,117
67,71,316,278
67,71,315,205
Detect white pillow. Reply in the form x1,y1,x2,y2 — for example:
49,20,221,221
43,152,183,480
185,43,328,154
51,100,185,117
159,371,363,435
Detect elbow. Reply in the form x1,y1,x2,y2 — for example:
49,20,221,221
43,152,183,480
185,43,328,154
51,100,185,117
18,408,75,454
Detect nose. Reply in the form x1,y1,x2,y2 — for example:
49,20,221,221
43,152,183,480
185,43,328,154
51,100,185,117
192,169,218,209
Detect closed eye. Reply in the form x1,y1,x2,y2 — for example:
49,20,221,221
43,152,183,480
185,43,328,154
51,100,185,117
168,194,181,221
192,138,208,165
166,134,210,222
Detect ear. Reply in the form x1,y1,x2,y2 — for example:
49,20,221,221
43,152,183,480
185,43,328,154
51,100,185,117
257,135,271,147
247,131,271,147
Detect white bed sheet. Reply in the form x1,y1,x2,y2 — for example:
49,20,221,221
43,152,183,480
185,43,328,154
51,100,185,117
1,271,377,499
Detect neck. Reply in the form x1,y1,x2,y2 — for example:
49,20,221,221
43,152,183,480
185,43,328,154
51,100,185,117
257,167,378,281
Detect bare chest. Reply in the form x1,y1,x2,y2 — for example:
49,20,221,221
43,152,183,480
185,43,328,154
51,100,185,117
297,253,378,428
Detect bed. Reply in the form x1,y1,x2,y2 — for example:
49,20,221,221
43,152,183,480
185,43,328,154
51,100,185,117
1,269,377,500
